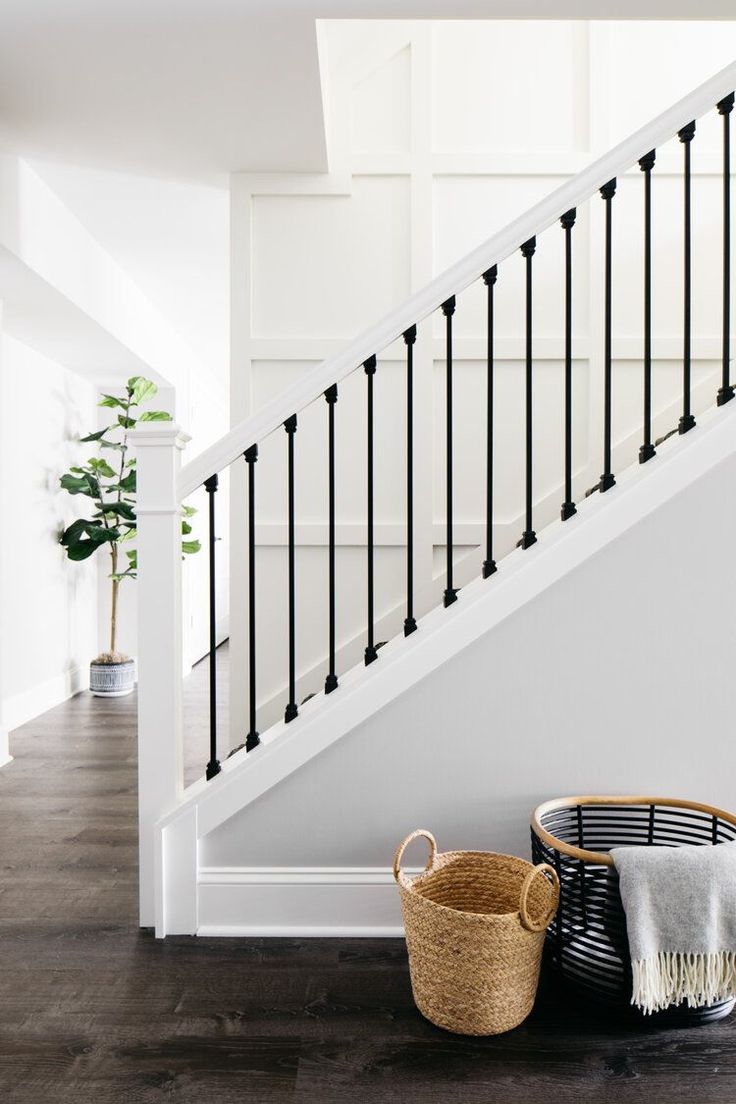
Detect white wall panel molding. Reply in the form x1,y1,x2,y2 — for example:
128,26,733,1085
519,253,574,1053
248,338,732,362
227,21,736,745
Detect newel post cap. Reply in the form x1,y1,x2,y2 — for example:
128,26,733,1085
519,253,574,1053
129,422,191,450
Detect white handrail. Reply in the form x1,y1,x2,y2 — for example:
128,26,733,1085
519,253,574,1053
179,60,736,500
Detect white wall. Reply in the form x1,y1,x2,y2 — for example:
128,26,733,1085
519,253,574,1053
9,161,231,676
0,157,230,735
0,333,99,736
28,162,230,382
228,19,736,744
201,428,736,872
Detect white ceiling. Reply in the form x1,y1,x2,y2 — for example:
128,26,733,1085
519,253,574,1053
0,2,734,183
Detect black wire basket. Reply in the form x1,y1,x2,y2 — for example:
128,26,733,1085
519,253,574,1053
531,796,736,1025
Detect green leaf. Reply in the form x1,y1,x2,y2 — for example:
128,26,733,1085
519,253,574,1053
117,527,137,542
181,520,192,536
117,415,136,429
181,504,197,518
182,540,201,555
138,410,172,423
88,457,117,478
60,518,101,546
125,457,137,468
128,376,157,405
60,472,99,498
79,428,111,442
125,550,138,570
99,394,127,410
100,500,136,521
113,470,136,493
60,519,120,561
100,440,126,451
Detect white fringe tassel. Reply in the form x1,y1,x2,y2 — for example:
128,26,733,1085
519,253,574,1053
632,951,736,1014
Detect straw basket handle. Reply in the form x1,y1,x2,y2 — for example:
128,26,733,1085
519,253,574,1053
519,862,560,932
393,829,438,889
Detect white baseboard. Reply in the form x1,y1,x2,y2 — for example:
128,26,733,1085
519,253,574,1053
2,665,86,733
197,866,415,936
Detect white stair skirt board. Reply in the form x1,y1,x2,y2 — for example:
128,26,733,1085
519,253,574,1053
197,867,422,937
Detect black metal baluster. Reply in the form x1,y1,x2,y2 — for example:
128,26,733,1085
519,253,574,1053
244,445,260,750
403,326,418,634
442,296,458,605
521,238,537,546
600,179,617,491
561,211,577,518
718,94,735,406
679,121,696,434
576,804,588,928
639,151,657,463
324,384,339,693
482,267,498,575
204,474,221,779
284,416,298,722
553,849,564,966
364,356,378,665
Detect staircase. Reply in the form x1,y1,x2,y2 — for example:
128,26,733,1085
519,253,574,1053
132,61,736,936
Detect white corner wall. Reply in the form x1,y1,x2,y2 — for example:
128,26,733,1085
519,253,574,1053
0,333,99,738
228,18,736,745
200,417,736,931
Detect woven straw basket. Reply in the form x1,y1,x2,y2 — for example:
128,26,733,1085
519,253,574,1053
394,829,560,1035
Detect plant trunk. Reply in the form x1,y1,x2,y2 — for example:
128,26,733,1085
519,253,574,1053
110,545,119,655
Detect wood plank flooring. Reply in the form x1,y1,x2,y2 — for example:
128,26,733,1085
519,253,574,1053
2,653,736,1102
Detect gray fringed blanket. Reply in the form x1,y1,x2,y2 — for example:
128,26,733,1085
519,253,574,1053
611,841,736,1014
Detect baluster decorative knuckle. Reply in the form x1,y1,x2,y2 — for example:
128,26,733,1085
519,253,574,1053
441,295,456,316
678,120,696,143
324,383,338,404
204,473,218,493
284,414,297,434
520,236,536,257
560,209,576,230
638,149,656,172
718,92,735,116
244,443,258,463
403,324,417,345
482,265,498,286
364,354,377,375
600,178,617,200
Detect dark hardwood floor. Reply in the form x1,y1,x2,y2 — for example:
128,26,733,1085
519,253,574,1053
2,654,736,1102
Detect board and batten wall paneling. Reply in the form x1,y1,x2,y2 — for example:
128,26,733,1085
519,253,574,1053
227,20,736,749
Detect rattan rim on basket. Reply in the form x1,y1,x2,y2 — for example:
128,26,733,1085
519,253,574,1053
393,828,560,932
531,795,736,866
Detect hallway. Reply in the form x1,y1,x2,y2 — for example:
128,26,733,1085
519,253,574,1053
1,661,736,1103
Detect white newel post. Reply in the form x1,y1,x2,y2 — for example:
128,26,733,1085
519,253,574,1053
132,423,190,930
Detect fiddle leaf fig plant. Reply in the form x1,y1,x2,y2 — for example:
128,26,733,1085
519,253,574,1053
59,376,200,663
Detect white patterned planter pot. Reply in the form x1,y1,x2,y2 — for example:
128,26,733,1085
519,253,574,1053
89,659,136,697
